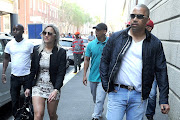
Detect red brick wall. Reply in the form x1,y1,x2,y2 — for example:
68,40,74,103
19,0,61,35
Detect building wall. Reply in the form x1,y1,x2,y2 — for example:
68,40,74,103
19,0,61,35
129,0,180,119
0,0,18,33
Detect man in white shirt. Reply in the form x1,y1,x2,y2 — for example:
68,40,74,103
1,24,34,119
88,31,96,41
100,4,170,120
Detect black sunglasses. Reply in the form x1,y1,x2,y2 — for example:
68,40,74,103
42,31,56,36
130,14,148,19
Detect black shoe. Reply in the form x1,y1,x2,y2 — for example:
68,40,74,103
79,66,81,70
92,118,98,120
73,71,77,73
146,115,154,120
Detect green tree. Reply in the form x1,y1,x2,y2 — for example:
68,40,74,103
60,0,93,32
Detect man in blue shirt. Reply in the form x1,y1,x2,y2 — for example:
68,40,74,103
66,33,73,38
83,23,108,120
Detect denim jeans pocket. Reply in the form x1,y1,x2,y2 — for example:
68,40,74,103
109,86,119,95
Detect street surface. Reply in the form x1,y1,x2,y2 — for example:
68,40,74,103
5,62,170,120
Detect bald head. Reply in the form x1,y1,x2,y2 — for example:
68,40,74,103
12,24,24,41
134,4,150,17
16,24,24,32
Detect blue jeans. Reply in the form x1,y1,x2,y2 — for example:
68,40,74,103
10,74,29,117
146,80,157,117
107,86,147,120
90,82,107,119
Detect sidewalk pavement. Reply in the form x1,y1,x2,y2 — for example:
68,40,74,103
43,64,170,120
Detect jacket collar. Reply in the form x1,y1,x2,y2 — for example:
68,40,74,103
38,45,58,54
52,46,58,53
122,27,151,41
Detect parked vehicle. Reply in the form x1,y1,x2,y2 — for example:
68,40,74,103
59,37,88,65
82,37,88,48
59,38,74,64
81,37,88,58
0,33,13,107
29,39,42,46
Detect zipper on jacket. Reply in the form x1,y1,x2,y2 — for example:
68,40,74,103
107,36,131,92
141,40,146,101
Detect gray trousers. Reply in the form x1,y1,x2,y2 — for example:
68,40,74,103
73,53,82,71
90,82,107,119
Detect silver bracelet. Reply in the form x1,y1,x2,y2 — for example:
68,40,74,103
2,74,6,76
54,89,59,93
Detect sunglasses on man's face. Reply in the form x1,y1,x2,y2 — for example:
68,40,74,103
42,31,56,36
130,14,148,19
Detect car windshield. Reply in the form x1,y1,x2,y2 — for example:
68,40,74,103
59,40,72,47
83,39,88,43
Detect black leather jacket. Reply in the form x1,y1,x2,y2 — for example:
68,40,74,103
100,28,169,104
30,45,66,90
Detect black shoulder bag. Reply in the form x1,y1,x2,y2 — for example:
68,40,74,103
15,96,34,120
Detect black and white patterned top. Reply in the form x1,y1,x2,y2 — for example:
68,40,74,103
32,51,60,100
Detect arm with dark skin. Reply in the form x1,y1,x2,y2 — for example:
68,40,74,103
2,53,31,97
83,56,90,86
1,53,10,84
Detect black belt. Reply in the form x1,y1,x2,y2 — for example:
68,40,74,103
12,74,29,78
114,84,135,91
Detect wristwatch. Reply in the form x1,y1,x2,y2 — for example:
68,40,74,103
54,89,59,94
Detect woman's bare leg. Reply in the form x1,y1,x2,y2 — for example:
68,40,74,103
47,100,59,120
32,96,46,120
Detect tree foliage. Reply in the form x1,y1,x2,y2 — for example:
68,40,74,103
60,0,93,32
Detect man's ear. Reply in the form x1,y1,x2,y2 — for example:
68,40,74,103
104,30,107,35
146,18,150,24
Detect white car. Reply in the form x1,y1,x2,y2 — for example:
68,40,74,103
59,38,86,64
28,39,42,46
0,33,14,107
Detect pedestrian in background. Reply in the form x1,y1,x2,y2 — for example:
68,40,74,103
88,31,96,41
1,24,34,119
145,19,158,120
30,24,66,120
100,4,170,120
66,33,73,38
72,31,84,73
83,23,108,120
126,21,131,28
108,32,112,37
146,19,154,32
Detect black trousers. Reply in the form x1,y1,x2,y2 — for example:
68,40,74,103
10,74,29,117
73,53,82,71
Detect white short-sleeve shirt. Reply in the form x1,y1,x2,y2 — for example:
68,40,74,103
5,38,34,76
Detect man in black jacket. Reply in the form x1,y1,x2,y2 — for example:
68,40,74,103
100,4,170,120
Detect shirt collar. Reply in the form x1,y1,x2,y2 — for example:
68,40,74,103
96,37,108,44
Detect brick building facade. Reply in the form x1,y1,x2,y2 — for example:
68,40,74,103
18,0,61,35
